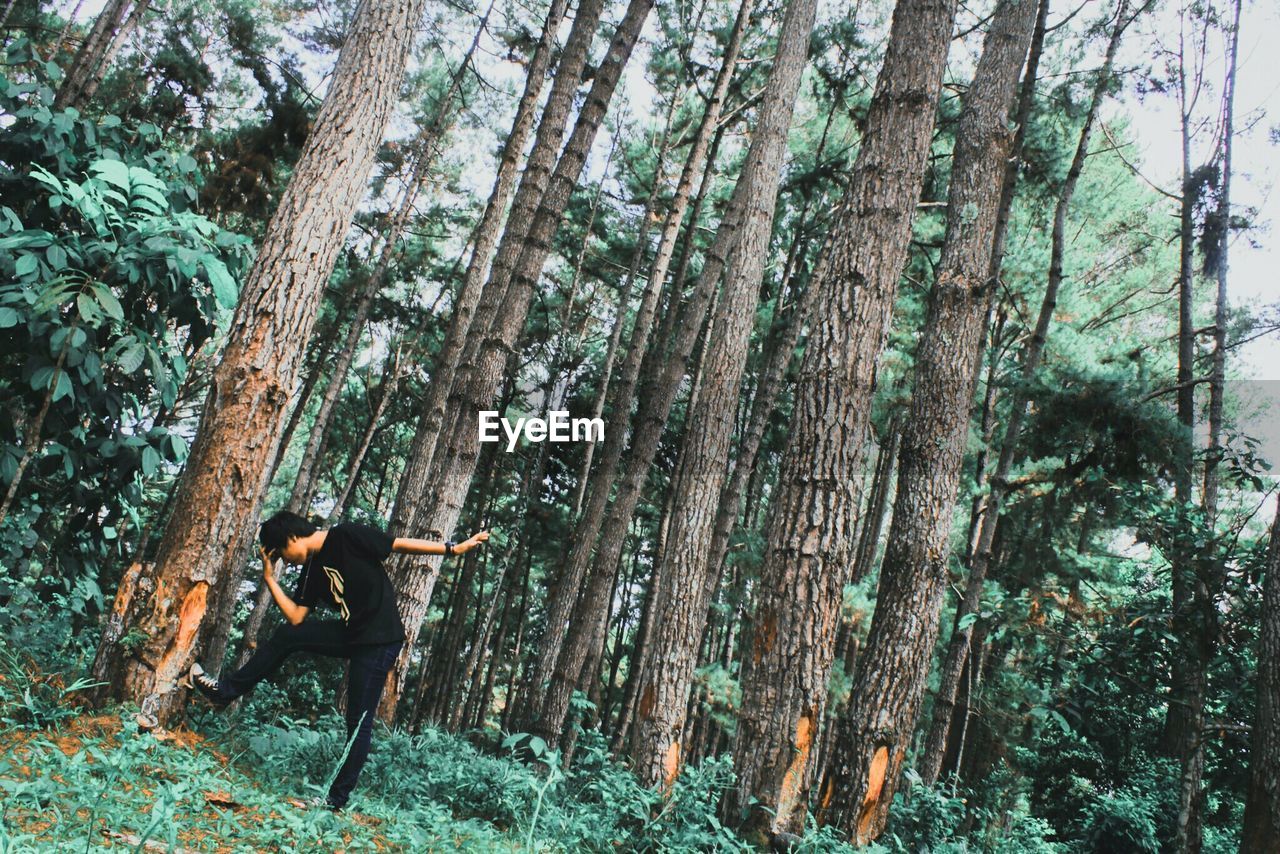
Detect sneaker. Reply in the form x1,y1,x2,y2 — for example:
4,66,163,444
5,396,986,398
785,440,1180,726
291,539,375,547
184,662,228,706
288,795,342,813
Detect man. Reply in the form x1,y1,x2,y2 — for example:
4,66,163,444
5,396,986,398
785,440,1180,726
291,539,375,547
186,510,490,811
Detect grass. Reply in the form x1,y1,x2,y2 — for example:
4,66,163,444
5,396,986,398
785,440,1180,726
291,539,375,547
0,640,858,852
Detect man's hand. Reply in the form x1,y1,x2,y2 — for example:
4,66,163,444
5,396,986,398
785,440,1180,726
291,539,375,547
260,545,308,625
456,531,490,554
260,546,277,581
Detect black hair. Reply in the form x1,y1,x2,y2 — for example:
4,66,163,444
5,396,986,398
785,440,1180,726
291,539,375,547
259,510,317,554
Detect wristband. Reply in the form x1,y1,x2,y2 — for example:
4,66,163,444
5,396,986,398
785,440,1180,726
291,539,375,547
445,539,455,557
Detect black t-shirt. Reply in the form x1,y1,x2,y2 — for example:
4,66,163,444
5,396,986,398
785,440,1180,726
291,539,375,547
294,522,405,645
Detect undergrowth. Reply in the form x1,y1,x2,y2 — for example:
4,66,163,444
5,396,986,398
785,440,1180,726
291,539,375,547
0,638,857,852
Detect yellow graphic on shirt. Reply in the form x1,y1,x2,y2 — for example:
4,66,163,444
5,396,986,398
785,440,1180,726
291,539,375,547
323,566,351,622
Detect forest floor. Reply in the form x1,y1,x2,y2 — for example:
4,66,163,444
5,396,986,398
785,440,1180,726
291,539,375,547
0,708,491,851
0,659,833,852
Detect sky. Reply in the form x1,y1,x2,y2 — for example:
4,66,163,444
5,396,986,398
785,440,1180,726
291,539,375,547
1112,0,1280,465
1117,0,1280,381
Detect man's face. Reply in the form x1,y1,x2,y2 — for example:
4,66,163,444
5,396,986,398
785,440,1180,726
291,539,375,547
276,536,310,565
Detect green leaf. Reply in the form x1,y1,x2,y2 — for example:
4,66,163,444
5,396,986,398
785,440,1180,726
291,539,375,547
957,612,980,631
0,231,53,250
45,244,66,270
30,366,54,390
116,340,145,374
89,158,130,191
91,283,124,322
28,164,62,193
203,255,237,308
76,291,101,325
141,445,160,476
0,307,18,328
14,253,38,277
51,371,72,403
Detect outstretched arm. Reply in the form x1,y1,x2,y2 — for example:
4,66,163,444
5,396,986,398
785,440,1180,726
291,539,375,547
260,547,310,626
392,530,491,557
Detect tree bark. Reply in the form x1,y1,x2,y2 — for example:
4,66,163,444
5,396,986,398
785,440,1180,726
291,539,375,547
88,0,430,728
519,0,751,734
387,0,572,541
1176,0,1239,847
54,0,151,111
726,0,959,836
288,5,488,514
630,0,818,790
380,0,652,722
816,0,1038,839
916,0,1047,787
328,346,402,520
919,0,1134,793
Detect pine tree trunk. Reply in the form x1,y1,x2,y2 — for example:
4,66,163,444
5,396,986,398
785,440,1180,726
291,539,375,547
915,0,1045,787
1242,505,1280,853
1164,0,1204,774
54,0,151,111
1175,1,1239,848
701,91,843,611
525,0,752,721
815,0,1037,838
88,0,430,728
203,18,481,668
380,0,652,723
289,8,487,514
726,0,960,836
387,0,572,541
328,348,402,520
630,0,818,789
917,0,1131,793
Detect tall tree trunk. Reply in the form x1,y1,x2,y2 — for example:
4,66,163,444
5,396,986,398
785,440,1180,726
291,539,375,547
520,0,751,732
54,0,151,111
1176,0,1239,847
272,283,356,484
1164,0,1206,772
725,0,960,836
203,23,484,668
88,0,431,728
380,0,653,722
290,5,490,514
568,93,684,518
816,0,1039,840
328,346,402,520
700,89,843,613
1242,505,1280,853
630,0,818,790
387,0,572,540
916,0,1049,787
919,0,1133,791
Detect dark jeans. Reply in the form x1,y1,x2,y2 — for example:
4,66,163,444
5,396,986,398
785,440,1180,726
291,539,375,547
216,619,402,808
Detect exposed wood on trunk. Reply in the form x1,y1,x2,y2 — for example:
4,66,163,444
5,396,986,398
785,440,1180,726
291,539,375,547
521,0,751,735
727,0,960,835
630,0,818,789
817,0,1038,837
89,0,430,727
